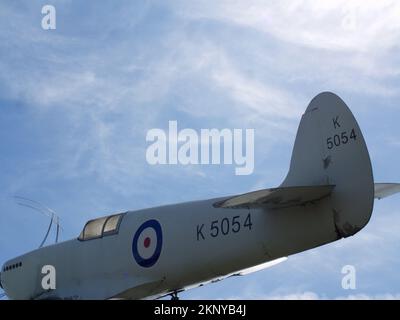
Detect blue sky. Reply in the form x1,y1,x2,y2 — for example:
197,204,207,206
1,0,400,299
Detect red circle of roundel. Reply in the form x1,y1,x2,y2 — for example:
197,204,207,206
144,237,151,248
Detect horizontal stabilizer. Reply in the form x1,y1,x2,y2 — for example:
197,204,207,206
374,183,400,200
214,185,335,209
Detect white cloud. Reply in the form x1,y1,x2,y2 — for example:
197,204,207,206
0,3,397,201
175,0,400,97
256,291,320,300
176,0,400,53
210,55,302,120
256,291,400,300
218,288,400,300
336,293,400,300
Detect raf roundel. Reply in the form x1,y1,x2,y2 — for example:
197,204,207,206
132,219,163,268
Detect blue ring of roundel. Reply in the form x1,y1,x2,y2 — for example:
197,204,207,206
132,219,163,268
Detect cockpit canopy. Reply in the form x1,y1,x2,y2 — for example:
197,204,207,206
78,213,125,241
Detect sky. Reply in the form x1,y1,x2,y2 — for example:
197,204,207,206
1,0,400,300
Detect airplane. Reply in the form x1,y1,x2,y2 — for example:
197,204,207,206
1,91,400,300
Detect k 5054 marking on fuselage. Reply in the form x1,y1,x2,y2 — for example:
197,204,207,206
196,213,253,241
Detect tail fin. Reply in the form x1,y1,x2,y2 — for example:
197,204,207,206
281,92,374,237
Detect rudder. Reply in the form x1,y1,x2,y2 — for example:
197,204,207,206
281,92,374,237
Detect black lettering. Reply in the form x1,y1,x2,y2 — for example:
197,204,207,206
333,116,341,129
221,218,229,235
341,131,348,144
197,224,205,241
333,134,340,146
350,128,357,140
327,137,333,149
210,220,219,237
232,216,240,233
244,213,253,230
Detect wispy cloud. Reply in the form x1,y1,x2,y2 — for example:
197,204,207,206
176,0,400,53
175,0,400,97
232,291,400,300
